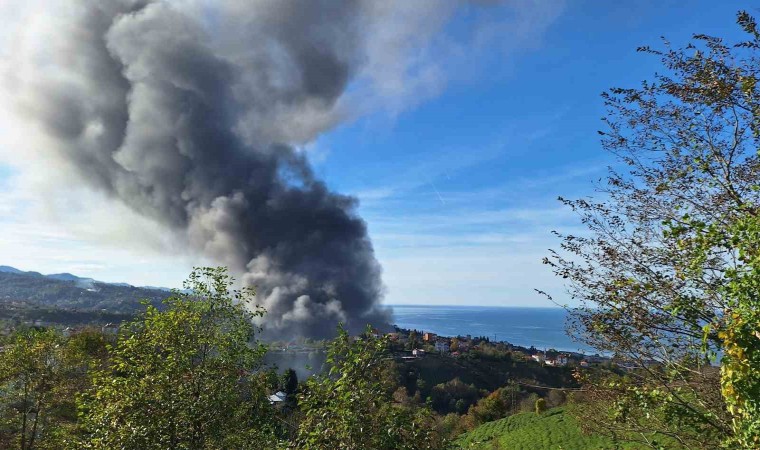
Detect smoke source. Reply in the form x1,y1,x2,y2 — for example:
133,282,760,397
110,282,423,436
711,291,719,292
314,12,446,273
1,0,560,338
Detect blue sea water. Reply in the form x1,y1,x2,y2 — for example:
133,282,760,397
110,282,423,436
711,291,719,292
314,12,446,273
390,305,598,354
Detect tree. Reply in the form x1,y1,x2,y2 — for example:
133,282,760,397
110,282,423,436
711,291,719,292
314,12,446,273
0,329,77,450
545,10,760,448
408,330,420,351
701,189,760,447
429,378,479,415
295,325,442,449
535,398,546,414
467,390,507,426
80,267,279,449
282,368,299,396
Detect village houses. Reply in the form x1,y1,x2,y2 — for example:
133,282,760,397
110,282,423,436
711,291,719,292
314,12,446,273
434,339,450,354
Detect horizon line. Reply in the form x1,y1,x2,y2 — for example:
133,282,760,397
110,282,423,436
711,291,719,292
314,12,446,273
384,303,567,309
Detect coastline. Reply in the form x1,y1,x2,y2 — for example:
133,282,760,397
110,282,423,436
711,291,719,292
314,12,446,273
389,304,597,354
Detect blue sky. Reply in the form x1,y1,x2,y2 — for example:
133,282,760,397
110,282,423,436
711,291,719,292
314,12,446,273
0,1,753,306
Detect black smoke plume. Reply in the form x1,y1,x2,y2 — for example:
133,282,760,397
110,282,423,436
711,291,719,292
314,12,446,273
16,0,391,338
6,0,551,338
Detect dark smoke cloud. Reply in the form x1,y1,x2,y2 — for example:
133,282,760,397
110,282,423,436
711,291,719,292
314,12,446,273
3,0,561,338
15,0,389,338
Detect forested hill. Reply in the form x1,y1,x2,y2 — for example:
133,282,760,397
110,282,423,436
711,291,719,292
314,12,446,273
0,268,170,313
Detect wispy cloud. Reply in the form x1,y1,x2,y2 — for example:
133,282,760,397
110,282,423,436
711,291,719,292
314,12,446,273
0,169,198,286
350,152,604,306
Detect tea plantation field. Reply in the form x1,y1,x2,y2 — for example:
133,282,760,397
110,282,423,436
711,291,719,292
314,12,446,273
453,407,644,449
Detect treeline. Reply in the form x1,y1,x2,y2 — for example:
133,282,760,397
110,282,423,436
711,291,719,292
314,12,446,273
0,267,579,450
0,303,135,327
0,267,444,449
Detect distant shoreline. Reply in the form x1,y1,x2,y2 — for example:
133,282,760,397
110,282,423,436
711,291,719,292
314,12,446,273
389,304,595,354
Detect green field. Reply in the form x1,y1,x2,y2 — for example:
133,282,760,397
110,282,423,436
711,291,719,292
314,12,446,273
453,407,641,450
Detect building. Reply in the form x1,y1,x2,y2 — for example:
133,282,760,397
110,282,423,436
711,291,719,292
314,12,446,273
547,354,569,366
268,391,287,405
532,353,545,363
412,348,425,357
423,332,436,342
434,340,450,353
102,323,119,336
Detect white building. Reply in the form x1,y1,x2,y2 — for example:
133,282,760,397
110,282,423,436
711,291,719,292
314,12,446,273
268,391,287,405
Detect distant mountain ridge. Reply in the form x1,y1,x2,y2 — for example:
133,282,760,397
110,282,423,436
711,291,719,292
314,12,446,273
0,266,44,277
0,265,25,274
47,272,93,283
0,265,176,290
0,265,174,314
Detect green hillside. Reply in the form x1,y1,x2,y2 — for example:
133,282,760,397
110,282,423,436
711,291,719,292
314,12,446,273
453,407,639,450
0,271,169,314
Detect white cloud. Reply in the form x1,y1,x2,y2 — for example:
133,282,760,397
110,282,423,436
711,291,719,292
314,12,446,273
0,172,199,286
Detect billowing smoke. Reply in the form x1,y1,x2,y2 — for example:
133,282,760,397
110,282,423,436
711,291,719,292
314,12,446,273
1,0,562,338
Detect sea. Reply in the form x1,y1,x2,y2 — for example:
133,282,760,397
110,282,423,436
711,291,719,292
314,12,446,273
390,305,599,355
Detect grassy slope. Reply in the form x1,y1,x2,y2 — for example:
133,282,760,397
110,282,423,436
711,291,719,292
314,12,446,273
454,407,642,450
